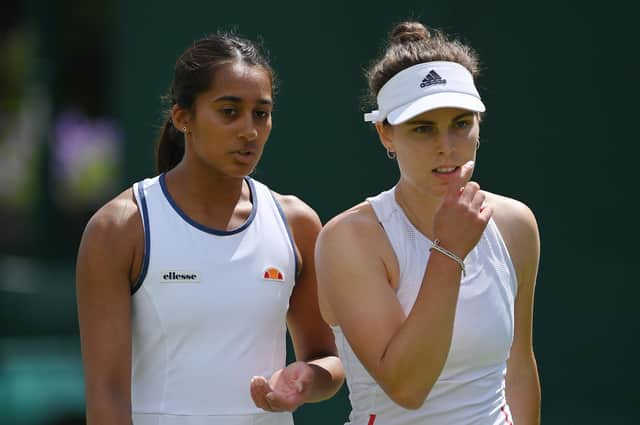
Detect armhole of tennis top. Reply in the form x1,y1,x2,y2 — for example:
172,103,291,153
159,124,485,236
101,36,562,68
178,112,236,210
269,191,300,279
487,217,519,298
131,181,151,295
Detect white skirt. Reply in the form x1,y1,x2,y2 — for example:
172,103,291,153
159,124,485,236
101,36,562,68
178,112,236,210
132,412,294,425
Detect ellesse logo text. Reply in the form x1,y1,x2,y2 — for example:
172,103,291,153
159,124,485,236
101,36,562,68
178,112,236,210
161,271,200,283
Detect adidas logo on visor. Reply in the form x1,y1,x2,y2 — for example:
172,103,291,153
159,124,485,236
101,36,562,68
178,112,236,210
420,70,447,88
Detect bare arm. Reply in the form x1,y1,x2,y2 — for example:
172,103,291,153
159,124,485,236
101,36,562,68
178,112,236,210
491,195,541,425
250,195,344,412
76,189,142,424
316,162,492,409
285,196,344,401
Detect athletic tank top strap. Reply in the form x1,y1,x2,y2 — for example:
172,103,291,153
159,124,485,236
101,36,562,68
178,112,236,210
367,187,416,284
132,179,151,294
483,218,518,297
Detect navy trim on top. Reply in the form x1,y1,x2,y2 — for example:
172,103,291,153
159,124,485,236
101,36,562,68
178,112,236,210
132,181,151,295
159,173,257,236
269,191,300,279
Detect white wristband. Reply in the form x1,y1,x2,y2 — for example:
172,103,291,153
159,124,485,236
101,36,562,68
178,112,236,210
429,239,466,276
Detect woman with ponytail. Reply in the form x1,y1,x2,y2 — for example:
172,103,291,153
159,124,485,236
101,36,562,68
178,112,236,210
76,32,344,425
316,22,541,425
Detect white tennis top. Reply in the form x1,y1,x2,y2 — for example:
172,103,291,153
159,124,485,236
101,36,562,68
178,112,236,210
130,174,297,425
332,187,518,425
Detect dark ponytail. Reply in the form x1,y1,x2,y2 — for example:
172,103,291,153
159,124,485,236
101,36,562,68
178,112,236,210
155,118,185,173
154,31,276,173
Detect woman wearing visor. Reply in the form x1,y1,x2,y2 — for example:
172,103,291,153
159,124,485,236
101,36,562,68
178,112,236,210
315,22,541,425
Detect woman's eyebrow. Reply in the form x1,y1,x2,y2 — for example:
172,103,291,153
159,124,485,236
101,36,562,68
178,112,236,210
211,95,272,105
454,112,474,120
406,112,475,125
406,118,435,125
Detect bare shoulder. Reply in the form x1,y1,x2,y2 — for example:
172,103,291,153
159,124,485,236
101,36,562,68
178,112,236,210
317,201,394,270
80,187,142,258
484,192,538,240
272,192,322,230
320,201,383,242
85,188,141,236
316,201,399,325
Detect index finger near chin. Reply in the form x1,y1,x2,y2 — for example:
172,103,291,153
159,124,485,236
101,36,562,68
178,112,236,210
445,162,475,199
459,160,475,181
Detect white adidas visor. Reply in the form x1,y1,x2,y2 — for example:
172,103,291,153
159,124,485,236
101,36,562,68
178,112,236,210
364,61,485,125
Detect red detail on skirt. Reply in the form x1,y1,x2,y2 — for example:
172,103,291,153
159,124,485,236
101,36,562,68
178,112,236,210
501,405,513,425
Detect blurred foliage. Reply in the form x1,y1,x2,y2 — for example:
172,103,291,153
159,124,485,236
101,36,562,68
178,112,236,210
0,27,47,211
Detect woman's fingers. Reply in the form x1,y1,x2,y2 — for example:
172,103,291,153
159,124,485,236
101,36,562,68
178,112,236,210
264,390,293,411
469,189,486,212
250,376,273,411
459,181,480,204
446,160,475,201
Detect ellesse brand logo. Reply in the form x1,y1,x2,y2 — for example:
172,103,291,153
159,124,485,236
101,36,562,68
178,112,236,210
161,271,201,283
263,267,284,282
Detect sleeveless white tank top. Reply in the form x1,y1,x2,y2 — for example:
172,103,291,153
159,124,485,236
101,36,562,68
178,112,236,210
332,187,518,425
130,174,297,425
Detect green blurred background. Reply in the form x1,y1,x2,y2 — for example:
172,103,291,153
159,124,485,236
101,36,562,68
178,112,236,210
1,0,637,423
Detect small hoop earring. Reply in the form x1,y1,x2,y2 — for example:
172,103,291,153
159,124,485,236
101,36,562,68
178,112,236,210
386,148,396,160
475,139,480,150
182,126,187,133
